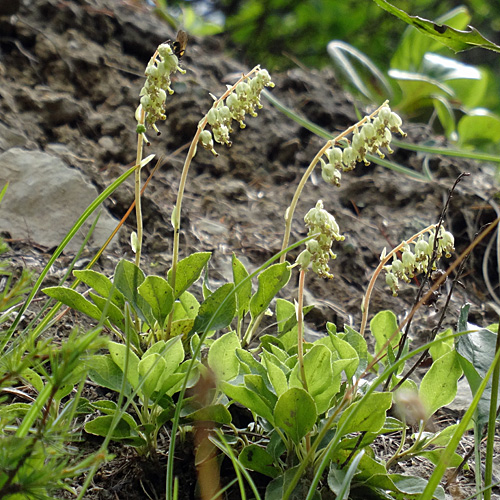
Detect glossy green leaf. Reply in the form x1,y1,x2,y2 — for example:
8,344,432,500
193,283,235,334
419,349,462,416
456,326,500,427
458,112,500,148
42,286,105,323
236,348,268,378
113,260,154,326
289,345,336,414
183,404,232,425
370,310,400,357
239,445,280,478
73,269,124,307
328,333,359,379
429,328,454,361
221,382,274,424
244,374,278,408
250,262,291,318
175,291,200,320
146,337,184,374
87,354,131,395
138,275,174,328
338,392,392,435
89,292,125,331
207,331,241,382
108,341,140,389
274,387,316,444
373,0,500,54
232,253,252,318
85,414,145,446
167,251,211,299
391,6,470,71
389,69,453,113
264,355,288,397
139,353,165,400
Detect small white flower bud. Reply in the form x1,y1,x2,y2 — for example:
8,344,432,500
388,111,406,136
342,146,357,171
327,147,343,167
386,272,399,296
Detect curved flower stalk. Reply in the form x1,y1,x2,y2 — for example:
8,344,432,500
133,40,186,266
280,101,406,263
167,66,274,334
360,224,455,337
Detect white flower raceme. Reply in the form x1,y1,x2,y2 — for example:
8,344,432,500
295,200,345,279
136,41,185,140
199,67,274,156
321,104,406,186
383,226,455,296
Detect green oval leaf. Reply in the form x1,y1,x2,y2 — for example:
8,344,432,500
73,269,124,307
208,331,241,382
139,353,166,400
138,275,174,328
250,262,291,319
113,260,154,326
274,387,316,444
193,283,236,334
419,349,462,416
239,445,280,478
43,286,105,323
232,253,252,318
338,392,392,435
167,252,211,299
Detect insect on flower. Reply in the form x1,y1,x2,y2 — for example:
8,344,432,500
171,30,188,59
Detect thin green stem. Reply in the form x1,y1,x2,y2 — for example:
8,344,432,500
134,107,146,267
483,325,500,500
297,269,308,392
279,100,390,264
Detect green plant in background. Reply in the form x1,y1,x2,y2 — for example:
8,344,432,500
328,6,500,152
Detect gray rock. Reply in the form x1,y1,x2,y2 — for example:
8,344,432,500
0,148,121,252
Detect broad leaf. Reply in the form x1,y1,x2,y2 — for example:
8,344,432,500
338,392,392,435
167,252,211,299
108,341,140,389
239,445,280,478
274,387,316,444
43,286,106,323
192,283,236,334
113,260,154,326
232,253,252,318
373,0,500,53
207,331,241,382
250,262,291,318
221,382,275,424
74,269,124,307
138,275,174,328
87,354,131,395
419,349,462,416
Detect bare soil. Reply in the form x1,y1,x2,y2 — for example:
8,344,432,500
1,0,499,499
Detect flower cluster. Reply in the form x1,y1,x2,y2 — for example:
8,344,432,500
199,68,274,156
295,200,345,279
384,226,455,296
136,41,185,138
321,105,406,187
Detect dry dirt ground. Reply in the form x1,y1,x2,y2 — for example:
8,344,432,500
1,0,499,499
